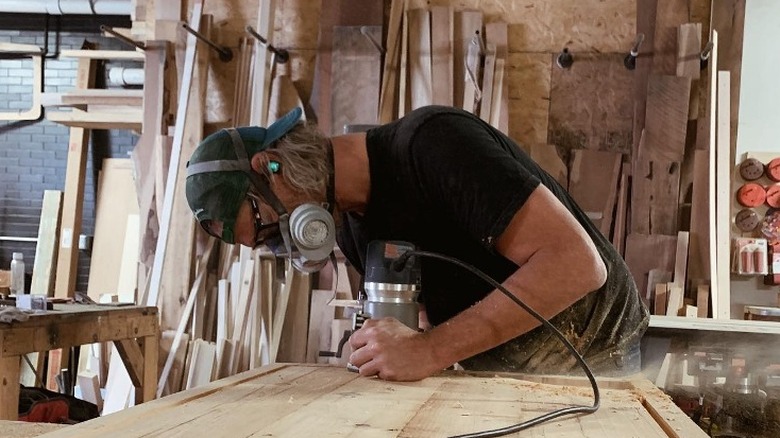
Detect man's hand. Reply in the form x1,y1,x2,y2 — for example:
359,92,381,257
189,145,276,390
348,317,444,381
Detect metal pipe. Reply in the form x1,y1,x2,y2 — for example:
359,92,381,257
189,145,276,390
0,0,131,15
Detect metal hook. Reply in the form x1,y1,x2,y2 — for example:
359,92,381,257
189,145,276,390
624,33,645,70
245,25,289,64
360,26,385,54
700,41,714,69
181,22,233,62
100,25,146,51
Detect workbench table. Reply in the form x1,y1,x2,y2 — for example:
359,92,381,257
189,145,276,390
36,363,705,437
0,304,158,420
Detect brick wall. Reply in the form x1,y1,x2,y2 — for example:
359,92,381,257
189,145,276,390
0,29,139,293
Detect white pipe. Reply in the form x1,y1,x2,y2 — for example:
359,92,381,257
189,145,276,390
0,0,131,15
108,67,144,86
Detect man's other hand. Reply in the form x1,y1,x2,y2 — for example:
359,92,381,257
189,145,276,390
348,317,444,381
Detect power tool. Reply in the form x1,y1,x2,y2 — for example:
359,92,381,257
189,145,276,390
356,240,422,330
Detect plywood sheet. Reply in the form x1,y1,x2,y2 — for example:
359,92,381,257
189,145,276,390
548,53,634,154
87,159,140,301
506,53,549,146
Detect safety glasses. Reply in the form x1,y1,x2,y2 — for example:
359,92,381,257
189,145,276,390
248,196,281,248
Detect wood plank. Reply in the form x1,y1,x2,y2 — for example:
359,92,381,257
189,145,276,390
46,108,143,131
30,190,62,296
397,6,410,118
624,233,678,305
248,0,277,127
548,53,634,154
652,0,690,75
654,283,668,316
687,149,710,282
429,6,453,107
666,285,684,316
706,31,719,314
567,150,622,237
612,163,629,255
184,339,216,389
53,53,97,299
488,58,505,129
478,44,496,122
0,356,20,419
672,231,690,290
377,0,405,123
643,75,691,163
306,289,335,364
276,271,311,364
330,26,381,133
696,283,709,318
633,0,659,158
41,90,144,107
407,8,432,111
714,70,731,320
485,22,508,134
646,269,672,307
676,23,702,80
453,10,482,110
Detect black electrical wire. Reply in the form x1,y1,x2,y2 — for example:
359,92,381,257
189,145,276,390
394,250,601,438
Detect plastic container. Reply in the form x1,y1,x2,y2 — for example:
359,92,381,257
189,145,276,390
10,252,25,295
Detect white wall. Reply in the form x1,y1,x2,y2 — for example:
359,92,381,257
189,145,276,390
735,0,780,156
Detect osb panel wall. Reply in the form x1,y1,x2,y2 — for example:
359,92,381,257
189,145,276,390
409,0,637,149
147,0,712,154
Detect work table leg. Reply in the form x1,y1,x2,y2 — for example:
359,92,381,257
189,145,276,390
0,356,21,420
141,334,158,403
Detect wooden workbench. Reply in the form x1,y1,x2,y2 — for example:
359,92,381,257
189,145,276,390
0,304,159,420
36,363,706,437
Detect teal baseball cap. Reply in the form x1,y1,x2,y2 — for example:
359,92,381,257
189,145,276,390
185,107,303,244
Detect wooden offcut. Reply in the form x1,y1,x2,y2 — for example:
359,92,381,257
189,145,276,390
30,190,62,296
643,75,691,163
567,150,622,237
624,233,678,305
35,364,706,438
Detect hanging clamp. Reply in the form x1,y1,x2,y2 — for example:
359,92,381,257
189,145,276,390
700,41,714,70
181,22,233,62
624,33,645,70
245,25,289,64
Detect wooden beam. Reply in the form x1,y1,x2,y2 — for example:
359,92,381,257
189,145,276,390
707,30,720,316
377,0,404,123
248,0,277,126
53,52,97,299
30,190,62,297
41,90,144,107
46,108,143,131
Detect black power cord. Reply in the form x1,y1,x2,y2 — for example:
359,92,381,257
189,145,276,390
393,250,601,438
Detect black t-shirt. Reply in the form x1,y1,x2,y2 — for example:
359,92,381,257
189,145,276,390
337,106,649,374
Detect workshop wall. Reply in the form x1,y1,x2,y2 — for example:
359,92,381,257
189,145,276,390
0,29,139,293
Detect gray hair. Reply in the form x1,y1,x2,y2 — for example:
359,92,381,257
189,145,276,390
267,121,330,198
